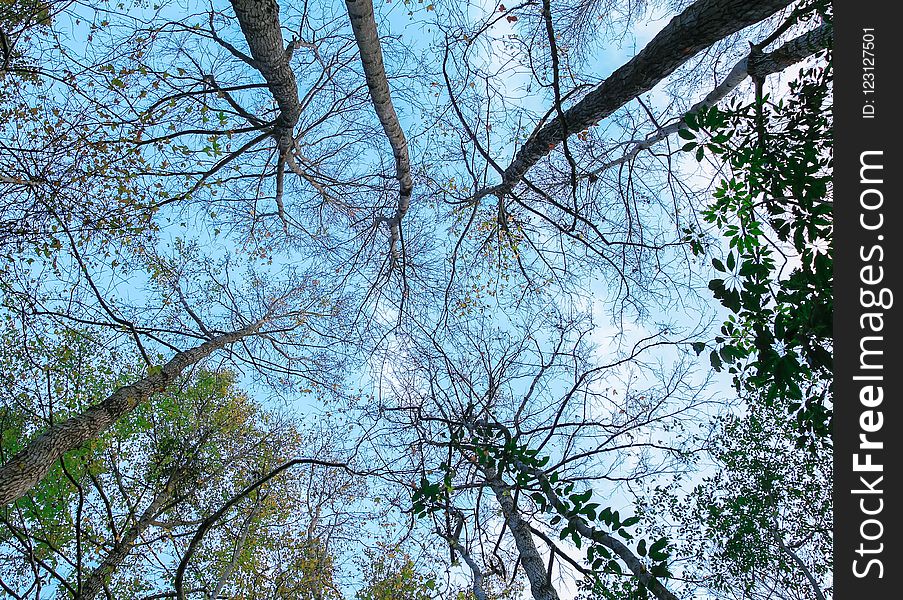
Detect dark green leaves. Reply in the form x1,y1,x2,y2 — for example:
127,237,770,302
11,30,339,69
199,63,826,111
648,537,669,562
682,57,834,445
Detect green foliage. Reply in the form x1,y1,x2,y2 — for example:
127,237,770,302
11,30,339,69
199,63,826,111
578,577,651,600
413,424,671,596
233,536,342,600
0,1,835,597
649,393,832,598
0,324,345,598
682,41,833,446
0,0,53,27
357,550,435,600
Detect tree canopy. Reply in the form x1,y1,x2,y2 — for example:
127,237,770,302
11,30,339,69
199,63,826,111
1,0,832,598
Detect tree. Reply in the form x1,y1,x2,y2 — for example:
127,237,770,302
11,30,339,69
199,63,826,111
356,549,434,600
360,301,712,600
0,328,357,599
641,390,831,600
1,0,832,597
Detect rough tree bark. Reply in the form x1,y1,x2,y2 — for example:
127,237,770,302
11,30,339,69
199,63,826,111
228,0,302,220
482,0,795,198
344,0,413,262
0,321,264,506
228,0,300,155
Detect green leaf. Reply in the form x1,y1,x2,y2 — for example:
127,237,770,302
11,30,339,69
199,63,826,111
649,547,669,561
650,563,672,578
621,515,641,527
684,111,698,130
649,537,669,560
570,489,592,504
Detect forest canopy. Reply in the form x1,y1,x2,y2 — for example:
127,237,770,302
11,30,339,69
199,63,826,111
0,0,832,598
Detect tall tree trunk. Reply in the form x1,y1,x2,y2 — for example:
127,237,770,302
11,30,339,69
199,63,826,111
0,322,264,506
228,0,300,155
492,0,794,196
227,0,303,220
344,0,412,261
79,467,188,600
485,471,560,600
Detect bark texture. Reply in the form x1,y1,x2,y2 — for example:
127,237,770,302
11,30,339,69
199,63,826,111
344,0,413,261
486,472,560,600
229,0,300,155
0,322,263,507
592,22,832,174
494,0,795,195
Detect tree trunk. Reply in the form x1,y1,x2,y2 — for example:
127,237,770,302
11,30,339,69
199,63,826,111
344,0,412,261
0,322,263,506
591,22,832,175
79,468,188,600
486,471,560,600
228,0,300,155
494,0,795,196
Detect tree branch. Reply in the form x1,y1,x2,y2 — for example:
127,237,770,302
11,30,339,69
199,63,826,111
173,457,359,600
588,22,832,176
